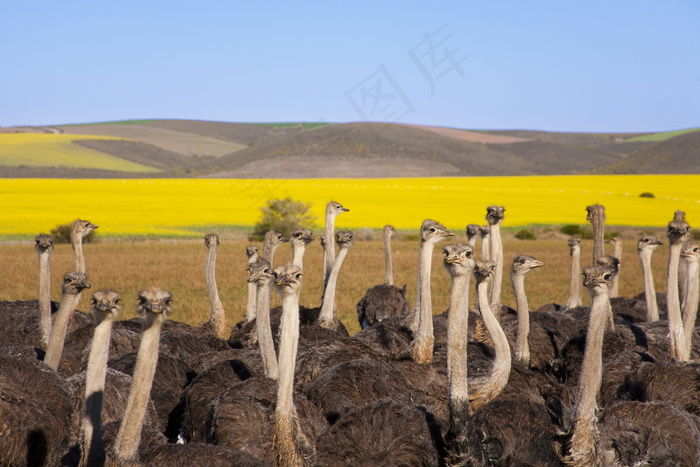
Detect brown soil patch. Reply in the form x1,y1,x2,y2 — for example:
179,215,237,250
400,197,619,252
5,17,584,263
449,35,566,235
404,124,530,144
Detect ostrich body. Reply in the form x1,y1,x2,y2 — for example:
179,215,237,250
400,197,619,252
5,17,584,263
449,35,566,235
44,272,91,370
565,236,583,310
203,233,225,336
410,219,454,364
35,233,54,349
509,255,544,367
586,204,606,264
71,218,98,274
606,236,623,297
559,265,700,466
323,201,349,289
666,214,690,361
318,230,353,330
486,206,505,313
291,228,315,269
382,224,396,285
245,245,260,322
248,258,279,380
681,239,699,358
112,288,172,465
79,289,121,467
638,234,663,321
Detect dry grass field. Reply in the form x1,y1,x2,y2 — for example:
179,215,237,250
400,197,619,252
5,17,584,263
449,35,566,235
0,233,669,336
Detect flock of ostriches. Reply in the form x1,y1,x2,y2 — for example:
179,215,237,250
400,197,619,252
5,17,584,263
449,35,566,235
1,202,700,467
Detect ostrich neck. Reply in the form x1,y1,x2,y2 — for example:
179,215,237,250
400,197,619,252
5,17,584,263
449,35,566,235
481,234,491,261
681,259,698,359
512,274,530,366
256,279,279,380
291,243,307,268
204,245,225,336
639,250,659,321
410,241,436,365
470,278,511,412
467,235,478,250
246,283,257,322
324,213,338,287
666,241,688,361
38,251,52,349
319,247,349,328
384,233,394,286
44,292,80,370
447,272,471,407
80,313,116,467
566,247,582,310
488,223,503,312
114,313,165,464
566,286,607,466
262,244,277,266
72,237,86,274
275,289,303,466
591,221,605,264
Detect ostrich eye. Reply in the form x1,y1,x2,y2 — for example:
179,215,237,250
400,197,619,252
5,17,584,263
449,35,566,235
263,268,270,274
165,299,173,305
295,273,302,279
603,274,611,280
466,251,472,258
115,299,121,305
429,227,436,232
694,248,699,253
91,297,97,304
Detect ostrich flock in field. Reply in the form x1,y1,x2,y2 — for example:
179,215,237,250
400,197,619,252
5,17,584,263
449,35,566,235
1,202,700,466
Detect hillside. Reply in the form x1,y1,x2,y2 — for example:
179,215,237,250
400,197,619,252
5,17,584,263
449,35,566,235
1,119,696,178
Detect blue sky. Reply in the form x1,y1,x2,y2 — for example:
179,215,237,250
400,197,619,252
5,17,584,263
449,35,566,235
1,1,698,132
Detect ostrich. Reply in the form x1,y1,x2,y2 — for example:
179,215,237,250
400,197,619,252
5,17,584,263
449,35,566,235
479,225,490,260
318,230,353,330
44,272,91,371
112,288,172,466
78,289,121,467
565,236,583,310
290,228,315,269
71,218,98,274
681,239,699,358
245,245,260,322
410,219,454,365
557,265,700,466
486,206,505,314
202,233,225,337
666,213,690,361
638,234,663,321
263,230,289,267
465,223,481,251
586,204,606,264
323,200,349,288
606,235,623,298
249,258,279,380
35,233,54,349
383,224,396,285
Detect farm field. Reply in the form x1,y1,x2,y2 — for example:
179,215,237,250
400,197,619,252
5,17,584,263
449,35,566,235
0,175,698,239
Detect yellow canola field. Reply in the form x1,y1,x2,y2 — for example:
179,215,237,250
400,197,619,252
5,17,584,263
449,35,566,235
0,175,698,238
0,133,158,173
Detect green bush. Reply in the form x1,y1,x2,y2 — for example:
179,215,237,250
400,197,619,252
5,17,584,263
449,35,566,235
640,192,655,198
560,224,583,235
251,197,317,241
49,222,99,244
515,229,536,240
580,228,594,240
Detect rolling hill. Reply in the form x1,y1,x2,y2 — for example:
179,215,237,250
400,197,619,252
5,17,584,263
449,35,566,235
0,120,697,178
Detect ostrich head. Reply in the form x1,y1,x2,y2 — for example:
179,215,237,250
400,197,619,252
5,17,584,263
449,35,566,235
443,243,475,276
291,228,315,247
246,245,259,260
474,260,497,284
34,234,54,253
605,235,622,247
265,230,289,248
466,224,481,239
583,265,614,294
419,219,454,244
62,272,91,295
326,200,349,216
485,206,505,225
72,219,98,239
204,233,219,248
637,234,663,252
383,225,395,236
336,230,354,248
511,255,544,277
568,236,582,254
136,288,173,317
91,289,122,321
585,204,606,224
479,225,490,238
273,264,303,296
667,216,690,246
247,258,274,284
681,239,700,262
596,255,620,274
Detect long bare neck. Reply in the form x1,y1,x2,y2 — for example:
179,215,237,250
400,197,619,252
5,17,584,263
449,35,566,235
566,247,582,309
667,241,688,361
319,247,349,328
470,278,511,412
256,279,278,380
72,235,86,274
447,271,471,410
384,232,394,286
275,289,304,466
38,250,52,349
291,243,307,268
79,313,116,467
488,223,503,312
609,242,622,298
44,292,80,370
591,220,605,264
204,244,225,336
681,258,698,360
564,286,608,466
639,249,659,321
323,213,338,287
113,313,165,465
512,273,530,367
410,241,436,364
263,244,278,266
481,233,491,261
